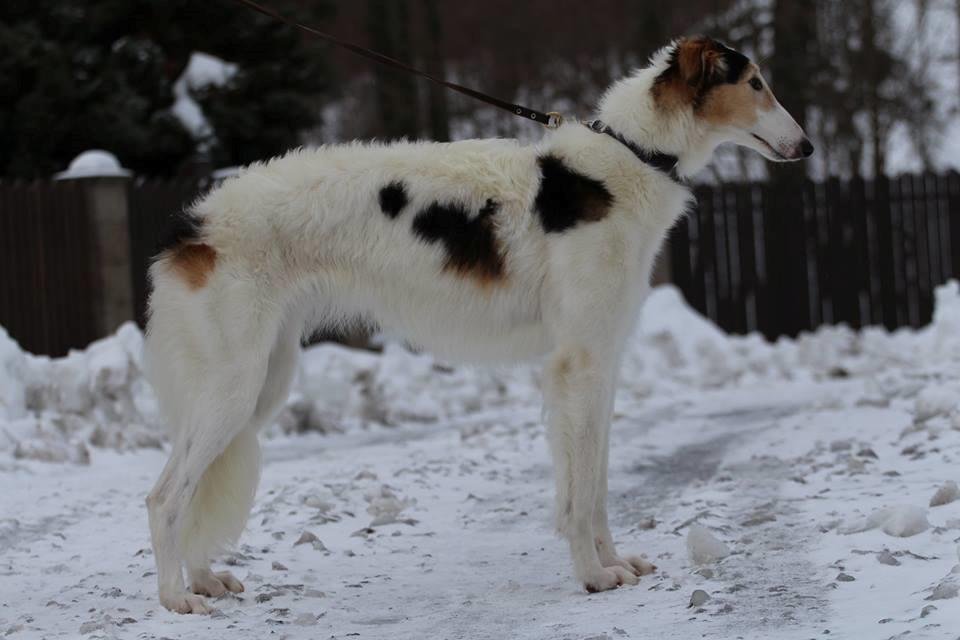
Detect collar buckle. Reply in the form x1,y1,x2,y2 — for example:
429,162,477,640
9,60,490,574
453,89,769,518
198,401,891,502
586,119,607,133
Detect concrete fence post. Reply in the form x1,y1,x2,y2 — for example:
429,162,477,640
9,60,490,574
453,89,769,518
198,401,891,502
55,150,134,337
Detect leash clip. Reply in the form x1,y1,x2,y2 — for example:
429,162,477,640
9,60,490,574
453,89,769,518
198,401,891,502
545,112,564,129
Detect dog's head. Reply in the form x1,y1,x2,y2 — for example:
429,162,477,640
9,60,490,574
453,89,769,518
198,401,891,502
653,36,813,162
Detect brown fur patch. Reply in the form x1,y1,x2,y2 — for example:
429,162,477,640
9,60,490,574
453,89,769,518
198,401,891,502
552,349,594,388
700,84,758,127
169,243,217,290
653,37,717,108
653,37,752,111
699,65,774,128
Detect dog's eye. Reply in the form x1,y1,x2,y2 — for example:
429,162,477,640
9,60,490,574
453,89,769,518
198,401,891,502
749,77,763,91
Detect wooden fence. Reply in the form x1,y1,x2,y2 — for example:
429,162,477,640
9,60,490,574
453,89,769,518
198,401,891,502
3,173,960,356
0,181,98,356
669,172,960,339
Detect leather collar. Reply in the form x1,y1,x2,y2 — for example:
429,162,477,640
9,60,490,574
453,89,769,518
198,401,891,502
584,120,682,182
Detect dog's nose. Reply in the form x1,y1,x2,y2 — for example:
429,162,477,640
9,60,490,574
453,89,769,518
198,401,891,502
800,138,814,158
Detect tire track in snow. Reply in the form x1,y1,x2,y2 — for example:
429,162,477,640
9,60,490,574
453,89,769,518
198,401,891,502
611,399,830,636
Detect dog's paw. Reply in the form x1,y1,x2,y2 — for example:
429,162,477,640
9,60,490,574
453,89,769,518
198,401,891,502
190,570,244,597
160,590,211,614
215,571,245,593
623,555,656,576
583,565,638,593
597,548,657,578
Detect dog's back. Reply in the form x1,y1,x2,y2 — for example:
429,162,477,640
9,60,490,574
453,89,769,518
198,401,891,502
156,138,555,364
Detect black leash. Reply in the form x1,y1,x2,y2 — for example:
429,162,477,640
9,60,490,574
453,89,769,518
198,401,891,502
230,0,562,128
231,0,682,182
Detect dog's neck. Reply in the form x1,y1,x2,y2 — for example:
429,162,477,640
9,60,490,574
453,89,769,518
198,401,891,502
596,57,719,179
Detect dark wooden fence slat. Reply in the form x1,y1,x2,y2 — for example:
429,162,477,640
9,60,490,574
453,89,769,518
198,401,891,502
669,213,693,302
911,174,932,325
713,190,734,327
933,173,952,283
849,176,870,328
6,170,960,356
734,183,756,332
889,176,907,327
669,171,958,337
898,175,918,326
872,177,898,329
128,178,206,328
758,181,781,340
803,179,823,327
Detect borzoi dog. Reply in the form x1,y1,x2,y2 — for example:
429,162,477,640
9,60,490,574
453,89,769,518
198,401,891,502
144,36,812,613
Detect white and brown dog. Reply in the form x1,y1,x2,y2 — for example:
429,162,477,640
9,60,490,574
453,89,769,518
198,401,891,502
144,36,812,613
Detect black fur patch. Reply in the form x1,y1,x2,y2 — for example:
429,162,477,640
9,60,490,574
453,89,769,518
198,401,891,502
411,200,504,282
155,208,202,256
378,181,409,219
715,42,750,84
534,155,614,233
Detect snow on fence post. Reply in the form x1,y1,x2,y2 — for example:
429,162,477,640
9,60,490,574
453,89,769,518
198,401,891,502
55,150,134,337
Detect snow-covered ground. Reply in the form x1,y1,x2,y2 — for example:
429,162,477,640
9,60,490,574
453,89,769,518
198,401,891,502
2,285,960,639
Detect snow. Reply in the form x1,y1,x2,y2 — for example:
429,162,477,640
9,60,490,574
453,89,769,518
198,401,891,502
841,505,932,538
3,284,960,638
54,150,132,180
686,524,731,565
172,52,238,139
930,481,959,507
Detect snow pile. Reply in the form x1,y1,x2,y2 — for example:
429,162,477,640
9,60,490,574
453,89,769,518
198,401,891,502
0,326,28,420
54,150,132,180
279,341,538,434
686,524,731,565
841,505,931,537
1,323,159,463
930,481,959,507
623,281,960,392
5,280,960,464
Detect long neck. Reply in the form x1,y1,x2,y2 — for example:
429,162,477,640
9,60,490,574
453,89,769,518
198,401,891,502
596,68,716,178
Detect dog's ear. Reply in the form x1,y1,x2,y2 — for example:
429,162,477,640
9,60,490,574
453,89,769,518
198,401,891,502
675,37,727,90
654,36,735,109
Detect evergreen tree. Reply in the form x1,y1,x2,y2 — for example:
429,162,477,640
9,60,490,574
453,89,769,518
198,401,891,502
0,0,334,178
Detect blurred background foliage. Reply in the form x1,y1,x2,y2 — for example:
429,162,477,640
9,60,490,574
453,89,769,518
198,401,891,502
0,0,332,177
1,0,957,181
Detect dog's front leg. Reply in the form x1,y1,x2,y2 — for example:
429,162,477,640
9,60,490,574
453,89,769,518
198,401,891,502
543,346,638,592
593,411,657,578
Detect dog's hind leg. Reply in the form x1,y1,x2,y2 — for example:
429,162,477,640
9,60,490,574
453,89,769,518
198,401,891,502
183,428,259,598
145,291,281,614
183,327,301,597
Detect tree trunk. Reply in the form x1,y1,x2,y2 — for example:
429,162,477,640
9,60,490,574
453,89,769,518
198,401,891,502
367,0,419,139
862,0,885,179
957,0,960,105
770,0,816,181
768,0,818,337
420,0,450,141
771,1,815,130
